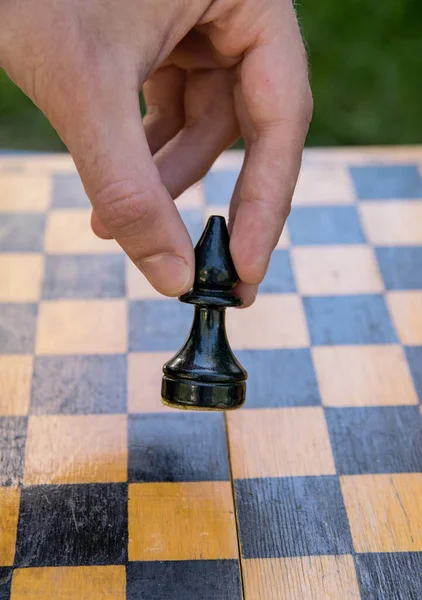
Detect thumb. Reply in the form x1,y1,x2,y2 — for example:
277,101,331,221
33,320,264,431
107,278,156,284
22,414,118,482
63,79,195,297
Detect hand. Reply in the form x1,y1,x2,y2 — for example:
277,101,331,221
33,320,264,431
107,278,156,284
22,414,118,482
0,0,312,306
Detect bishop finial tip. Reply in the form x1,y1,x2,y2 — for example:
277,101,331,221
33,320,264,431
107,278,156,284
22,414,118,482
179,214,241,307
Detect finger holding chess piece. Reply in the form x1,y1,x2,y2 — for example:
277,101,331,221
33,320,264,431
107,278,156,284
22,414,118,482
161,215,247,411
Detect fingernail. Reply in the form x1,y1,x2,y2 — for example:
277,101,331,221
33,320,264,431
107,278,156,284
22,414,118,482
138,253,192,296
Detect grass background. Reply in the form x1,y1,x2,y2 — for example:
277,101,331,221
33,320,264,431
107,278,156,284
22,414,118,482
1,0,421,150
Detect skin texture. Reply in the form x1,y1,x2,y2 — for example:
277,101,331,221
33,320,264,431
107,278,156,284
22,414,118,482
0,0,312,306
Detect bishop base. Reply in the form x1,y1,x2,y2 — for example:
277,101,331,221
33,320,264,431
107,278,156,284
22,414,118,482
161,375,246,411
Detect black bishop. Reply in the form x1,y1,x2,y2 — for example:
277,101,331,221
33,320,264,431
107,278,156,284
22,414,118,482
161,215,247,411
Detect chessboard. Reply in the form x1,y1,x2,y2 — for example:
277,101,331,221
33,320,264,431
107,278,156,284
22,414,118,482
0,147,421,600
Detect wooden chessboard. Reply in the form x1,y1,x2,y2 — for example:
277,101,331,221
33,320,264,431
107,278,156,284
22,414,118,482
0,147,421,600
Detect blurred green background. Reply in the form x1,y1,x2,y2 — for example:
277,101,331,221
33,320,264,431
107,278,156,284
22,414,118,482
1,0,421,151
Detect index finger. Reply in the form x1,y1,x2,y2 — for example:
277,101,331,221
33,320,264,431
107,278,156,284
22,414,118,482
68,74,195,297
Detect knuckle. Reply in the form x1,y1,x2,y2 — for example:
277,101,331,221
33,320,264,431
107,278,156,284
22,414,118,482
240,183,293,224
288,83,313,128
300,86,314,125
282,200,292,222
94,178,161,236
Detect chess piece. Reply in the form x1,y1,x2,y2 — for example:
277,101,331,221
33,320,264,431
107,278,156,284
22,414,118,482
161,215,247,411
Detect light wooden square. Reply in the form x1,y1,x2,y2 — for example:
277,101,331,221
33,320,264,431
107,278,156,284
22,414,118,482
293,165,355,205
227,407,335,478
0,487,21,566
0,174,51,212
313,345,418,407
36,300,127,354
24,414,127,485
0,254,44,302
360,201,422,245
341,473,422,552
226,294,309,349
243,556,360,600
128,352,174,413
128,482,238,561
0,355,33,416
11,566,126,600
386,291,422,345
44,209,121,254
292,246,383,295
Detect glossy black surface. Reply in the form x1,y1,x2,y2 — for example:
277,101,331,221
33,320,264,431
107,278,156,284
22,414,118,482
162,216,247,411
180,215,241,307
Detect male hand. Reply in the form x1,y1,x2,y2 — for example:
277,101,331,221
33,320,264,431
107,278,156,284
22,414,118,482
0,0,312,306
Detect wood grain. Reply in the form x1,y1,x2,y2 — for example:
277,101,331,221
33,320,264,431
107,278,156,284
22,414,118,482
341,473,422,552
0,487,20,566
128,482,238,561
24,415,128,485
227,407,335,478
0,356,33,416
313,345,418,406
11,566,126,599
242,556,360,600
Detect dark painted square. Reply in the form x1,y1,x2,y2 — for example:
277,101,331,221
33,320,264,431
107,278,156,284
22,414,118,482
303,295,397,345
325,406,422,474
126,560,242,600
0,417,27,486
405,347,422,403
375,247,422,290
31,355,127,414
0,568,12,600
180,209,203,246
355,552,422,600
52,173,90,208
287,206,365,245
0,304,38,353
129,300,193,352
235,349,320,408
204,170,239,205
350,164,422,200
0,214,45,251
15,483,127,567
235,476,352,558
128,413,229,482
42,254,126,299
260,250,296,293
